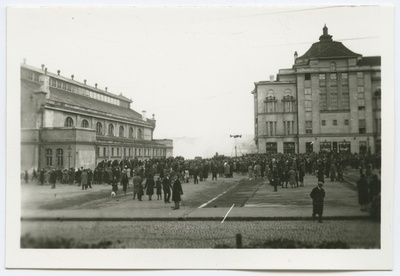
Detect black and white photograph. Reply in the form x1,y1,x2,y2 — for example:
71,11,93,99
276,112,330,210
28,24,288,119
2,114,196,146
4,2,397,272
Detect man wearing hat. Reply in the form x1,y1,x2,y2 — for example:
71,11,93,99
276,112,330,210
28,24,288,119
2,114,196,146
310,181,325,223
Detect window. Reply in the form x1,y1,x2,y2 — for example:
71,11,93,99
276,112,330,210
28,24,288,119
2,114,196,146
266,142,277,153
305,100,312,112
96,122,103,135
135,148,137,156
46,149,52,166
320,142,332,152
341,73,348,79
305,121,312,134
283,142,295,154
305,88,312,95
344,119,349,126
81,119,89,128
358,87,365,110
333,120,337,126
359,119,366,134
330,88,338,110
119,126,125,137
319,88,327,111
329,73,337,80
62,82,67,90
56,148,63,166
129,127,134,138
359,141,367,154
322,120,326,126
330,62,336,71
117,148,120,156
138,129,143,139
305,73,311,80
284,100,294,112
284,121,294,135
319,74,326,80
65,117,74,127
97,147,100,156
266,101,277,113
108,124,114,136
306,142,314,153
129,148,132,156
339,142,351,153
341,87,350,110
103,147,107,156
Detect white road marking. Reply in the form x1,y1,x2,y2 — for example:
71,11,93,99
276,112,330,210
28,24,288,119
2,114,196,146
221,204,235,224
198,188,232,209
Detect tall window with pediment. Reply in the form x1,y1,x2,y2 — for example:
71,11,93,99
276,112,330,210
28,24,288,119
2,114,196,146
96,122,103,135
65,117,74,127
119,126,125,137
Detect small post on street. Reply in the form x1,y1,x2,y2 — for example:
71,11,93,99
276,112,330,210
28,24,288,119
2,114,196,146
236,233,242,248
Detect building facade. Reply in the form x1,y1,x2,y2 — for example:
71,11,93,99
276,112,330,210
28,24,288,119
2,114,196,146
21,63,173,171
252,26,381,154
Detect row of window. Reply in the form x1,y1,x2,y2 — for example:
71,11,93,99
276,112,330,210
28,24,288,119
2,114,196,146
264,121,295,136
266,141,367,154
96,147,166,158
65,117,144,139
45,147,167,167
265,100,295,113
49,77,124,107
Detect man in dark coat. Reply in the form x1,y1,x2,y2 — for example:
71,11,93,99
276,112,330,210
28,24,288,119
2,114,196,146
144,175,155,201
162,175,172,203
310,181,325,223
172,175,183,210
49,169,57,189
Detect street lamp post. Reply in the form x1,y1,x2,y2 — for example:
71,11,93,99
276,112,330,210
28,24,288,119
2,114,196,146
230,135,242,157
67,146,72,169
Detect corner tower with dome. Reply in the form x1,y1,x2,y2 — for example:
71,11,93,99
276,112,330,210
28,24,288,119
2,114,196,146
252,25,381,154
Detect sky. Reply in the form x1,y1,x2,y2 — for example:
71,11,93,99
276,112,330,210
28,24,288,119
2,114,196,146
8,5,385,158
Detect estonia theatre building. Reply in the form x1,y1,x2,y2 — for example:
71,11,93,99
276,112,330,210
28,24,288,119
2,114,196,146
21,63,173,171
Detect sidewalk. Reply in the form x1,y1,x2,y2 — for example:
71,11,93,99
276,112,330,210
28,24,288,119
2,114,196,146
20,172,372,221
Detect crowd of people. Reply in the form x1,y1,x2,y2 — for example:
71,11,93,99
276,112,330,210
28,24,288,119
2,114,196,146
23,150,381,213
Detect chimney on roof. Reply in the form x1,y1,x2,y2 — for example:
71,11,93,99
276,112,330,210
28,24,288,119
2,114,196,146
84,79,87,85
57,70,60,76
105,87,108,92
45,68,48,75
71,74,74,80
152,114,155,120
41,64,45,70
142,110,146,121
269,75,274,81
95,83,98,88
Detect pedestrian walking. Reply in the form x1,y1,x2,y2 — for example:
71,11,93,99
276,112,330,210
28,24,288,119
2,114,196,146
310,181,325,223
357,173,369,211
162,175,172,203
132,172,143,201
156,177,162,200
49,169,57,189
81,169,88,190
39,169,45,185
172,175,183,210
144,175,155,201
121,173,129,195
24,170,29,184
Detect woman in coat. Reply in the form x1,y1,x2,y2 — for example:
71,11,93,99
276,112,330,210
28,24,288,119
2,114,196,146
144,175,155,201
357,173,369,211
171,175,183,210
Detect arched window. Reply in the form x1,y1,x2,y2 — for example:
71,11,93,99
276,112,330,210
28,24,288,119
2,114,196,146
96,122,103,135
129,127,134,138
284,89,292,96
138,128,143,140
119,126,125,137
65,117,74,127
46,149,52,166
56,148,63,166
81,119,89,128
108,124,114,136
267,89,274,98
330,62,336,71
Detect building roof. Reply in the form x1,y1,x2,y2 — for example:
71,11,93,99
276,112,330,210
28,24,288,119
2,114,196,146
297,25,361,60
21,63,132,103
357,56,381,66
49,87,152,125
